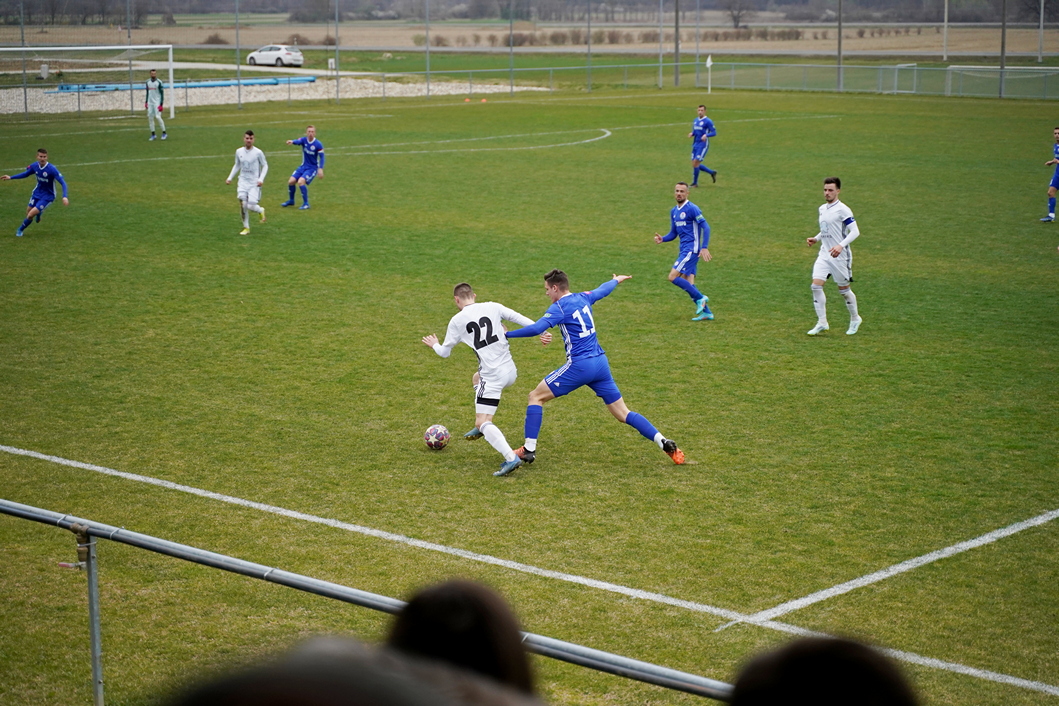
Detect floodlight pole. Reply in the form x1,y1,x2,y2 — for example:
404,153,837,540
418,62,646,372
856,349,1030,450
235,0,242,108
509,0,515,95
658,0,664,88
1000,0,1008,97
674,0,680,86
425,0,431,97
837,0,843,91
695,0,700,87
943,0,949,62
335,0,340,103
587,0,592,92
1039,0,1045,63
126,0,134,114
19,0,27,116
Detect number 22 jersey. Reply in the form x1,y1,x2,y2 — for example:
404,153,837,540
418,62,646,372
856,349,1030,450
433,302,535,378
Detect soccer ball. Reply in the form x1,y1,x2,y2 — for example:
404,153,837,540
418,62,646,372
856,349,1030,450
424,424,450,450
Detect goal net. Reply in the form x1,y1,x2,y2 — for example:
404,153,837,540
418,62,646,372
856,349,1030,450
0,44,174,119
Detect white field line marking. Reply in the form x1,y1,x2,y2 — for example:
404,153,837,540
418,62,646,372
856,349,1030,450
2,444,1058,697
738,506,1059,625
1,114,835,172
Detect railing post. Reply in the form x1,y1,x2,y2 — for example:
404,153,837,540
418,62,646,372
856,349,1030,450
382,73,386,100
62,524,104,706
549,68,553,94
469,71,473,97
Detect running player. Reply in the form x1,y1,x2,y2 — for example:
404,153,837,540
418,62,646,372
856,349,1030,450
1,148,68,237
145,68,167,141
226,130,268,236
503,270,685,476
422,283,552,477
654,181,713,321
806,177,863,336
282,125,324,210
1041,126,1059,222
689,104,716,187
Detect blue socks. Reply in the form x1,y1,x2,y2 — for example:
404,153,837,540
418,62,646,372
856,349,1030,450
524,404,543,440
300,184,309,205
699,165,716,177
288,184,296,200
625,411,659,441
1050,196,1055,215
671,276,703,302
20,217,32,230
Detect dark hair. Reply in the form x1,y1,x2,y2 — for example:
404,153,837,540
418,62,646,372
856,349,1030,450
824,176,841,189
453,282,474,300
543,269,568,291
37,148,47,155
698,104,706,109
244,130,254,137
731,637,918,706
387,580,535,695
676,181,689,188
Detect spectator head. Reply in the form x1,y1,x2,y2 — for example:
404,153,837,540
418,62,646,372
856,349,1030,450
387,579,535,695
731,637,918,706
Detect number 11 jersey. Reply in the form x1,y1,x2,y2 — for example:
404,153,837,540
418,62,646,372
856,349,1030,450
435,302,535,379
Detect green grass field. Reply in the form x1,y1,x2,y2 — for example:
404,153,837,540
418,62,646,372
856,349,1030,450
0,86,1057,705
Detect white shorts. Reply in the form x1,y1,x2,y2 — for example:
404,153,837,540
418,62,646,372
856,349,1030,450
237,184,261,205
812,250,853,287
475,365,517,415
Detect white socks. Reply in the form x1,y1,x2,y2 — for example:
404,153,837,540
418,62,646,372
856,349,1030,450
811,284,827,323
248,203,264,214
653,432,664,449
240,201,249,227
480,422,516,462
841,288,859,320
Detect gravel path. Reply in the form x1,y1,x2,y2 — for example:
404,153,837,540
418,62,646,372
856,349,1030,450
0,76,544,115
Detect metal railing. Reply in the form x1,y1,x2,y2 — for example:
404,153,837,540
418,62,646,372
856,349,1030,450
0,498,733,704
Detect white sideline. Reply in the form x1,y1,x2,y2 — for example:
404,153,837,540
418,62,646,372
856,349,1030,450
2,444,1057,696
738,507,1059,625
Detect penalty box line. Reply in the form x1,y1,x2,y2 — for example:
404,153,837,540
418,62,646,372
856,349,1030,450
2,443,1056,697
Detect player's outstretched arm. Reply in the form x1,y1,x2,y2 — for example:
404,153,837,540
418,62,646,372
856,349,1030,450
506,316,551,339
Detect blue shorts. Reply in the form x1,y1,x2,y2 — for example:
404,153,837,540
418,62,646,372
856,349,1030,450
672,249,699,276
28,194,54,213
691,141,709,161
1050,170,1059,190
292,164,318,184
544,354,622,405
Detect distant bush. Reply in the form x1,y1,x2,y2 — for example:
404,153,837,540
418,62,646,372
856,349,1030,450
591,29,605,44
286,33,311,45
607,29,622,43
412,34,426,46
431,34,449,46
568,28,584,44
857,28,865,37
456,35,468,46
162,11,176,26
549,30,568,44
323,35,336,46
639,29,659,43
204,32,228,44
472,33,481,45
487,34,498,46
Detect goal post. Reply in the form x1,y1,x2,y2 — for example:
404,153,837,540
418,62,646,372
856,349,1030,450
0,44,175,119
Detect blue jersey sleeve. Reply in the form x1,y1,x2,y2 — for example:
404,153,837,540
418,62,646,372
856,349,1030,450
317,142,325,168
698,215,709,248
54,170,68,198
585,279,618,304
662,211,677,242
292,137,306,146
506,304,560,338
9,166,33,180
704,118,716,138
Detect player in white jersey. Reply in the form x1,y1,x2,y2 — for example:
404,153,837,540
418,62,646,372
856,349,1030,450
806,177,862,336
144,69,167,141
422,282,551,477
226,130,268,235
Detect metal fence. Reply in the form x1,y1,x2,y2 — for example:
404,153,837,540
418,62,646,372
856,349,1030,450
0,498,733,705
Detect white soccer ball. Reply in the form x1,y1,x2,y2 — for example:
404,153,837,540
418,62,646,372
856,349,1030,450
424,424,450,450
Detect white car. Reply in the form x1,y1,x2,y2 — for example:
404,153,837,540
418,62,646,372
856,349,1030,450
246,45,304,67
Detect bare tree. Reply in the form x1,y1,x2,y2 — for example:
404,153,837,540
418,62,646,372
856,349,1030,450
95,0,110,24
722,0,755,26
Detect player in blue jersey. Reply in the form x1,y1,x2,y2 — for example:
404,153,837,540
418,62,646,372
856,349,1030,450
655,182,713,321
282,125,325,210
1,148,68,237
1041,126,1059,222
689,104,717,187
499,269,685,476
